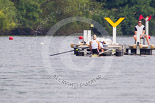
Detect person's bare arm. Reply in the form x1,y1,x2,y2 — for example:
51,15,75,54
89,41,92,51
135,27,137,35
140,30,145,38
142,30,145,36
97,41,100,50
135,31,137,35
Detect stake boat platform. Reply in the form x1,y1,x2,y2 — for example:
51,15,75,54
71,43,155,57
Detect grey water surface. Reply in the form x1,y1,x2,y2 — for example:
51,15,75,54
0,36,155,103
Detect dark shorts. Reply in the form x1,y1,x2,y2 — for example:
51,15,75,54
92,49,99,54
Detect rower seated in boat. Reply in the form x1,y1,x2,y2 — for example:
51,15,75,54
89,35,100,54
99,41,106,52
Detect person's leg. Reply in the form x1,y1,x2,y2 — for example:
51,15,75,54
101,49,104,52
133,35,137,44
133,35,137,40
97,49,99,55
144,35,150,45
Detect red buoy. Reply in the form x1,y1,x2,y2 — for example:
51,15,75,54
79,36,83,40
149,35,151,39
9,36,14,40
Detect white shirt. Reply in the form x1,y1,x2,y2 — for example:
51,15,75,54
91,40,98,49
135,25,145,35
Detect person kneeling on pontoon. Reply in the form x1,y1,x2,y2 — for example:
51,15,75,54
133,20,150,45
89,35,100,54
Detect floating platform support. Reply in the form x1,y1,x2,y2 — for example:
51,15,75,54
71,43,155,57
127,44,155,55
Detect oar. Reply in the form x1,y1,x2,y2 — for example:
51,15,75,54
50,50,74,56
50,45,90,57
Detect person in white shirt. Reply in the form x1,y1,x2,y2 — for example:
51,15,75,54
89,35,100,54
133,20,150,45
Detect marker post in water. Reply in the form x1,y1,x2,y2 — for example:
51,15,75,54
104,17,125,44
145,15,151,36
146,17,149,36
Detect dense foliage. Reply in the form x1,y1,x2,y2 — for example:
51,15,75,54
0,0,17,34
0,0,155,35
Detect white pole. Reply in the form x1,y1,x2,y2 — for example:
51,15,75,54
83,30,88,42
145,17,149,35
87,30,91,43
137,32,140,44
136,32,140,55
113,27,116,44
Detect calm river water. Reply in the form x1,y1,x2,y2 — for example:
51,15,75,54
0,36,155,103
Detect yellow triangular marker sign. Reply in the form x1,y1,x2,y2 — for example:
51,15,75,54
104,17,125,27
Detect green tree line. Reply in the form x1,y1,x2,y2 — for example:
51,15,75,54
0,0,155,35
